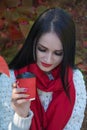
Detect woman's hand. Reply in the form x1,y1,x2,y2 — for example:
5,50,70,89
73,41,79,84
11,82,31,118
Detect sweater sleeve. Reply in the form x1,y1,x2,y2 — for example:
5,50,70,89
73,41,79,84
6,70,34,130
8,110,33,130
64,69,87,130
0,69,33,130
0,70,16,130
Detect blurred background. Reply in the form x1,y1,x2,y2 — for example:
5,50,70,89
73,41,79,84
0,0,87,129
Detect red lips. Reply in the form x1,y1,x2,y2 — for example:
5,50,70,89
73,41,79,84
41,62,52,67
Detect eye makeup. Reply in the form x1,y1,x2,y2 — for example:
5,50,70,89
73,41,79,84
54,51,63,56
37,44,63,56
37,46,46,52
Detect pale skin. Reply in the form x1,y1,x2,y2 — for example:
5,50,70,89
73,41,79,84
11,32,63,118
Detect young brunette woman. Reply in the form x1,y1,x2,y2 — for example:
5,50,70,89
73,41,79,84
0,7,86,130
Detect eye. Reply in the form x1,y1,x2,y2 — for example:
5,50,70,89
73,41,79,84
54,51,63,56
37,46,46,52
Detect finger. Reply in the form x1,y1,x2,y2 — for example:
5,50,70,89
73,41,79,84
12,82,17,88
12,93,30,100
11,98,30,105
12,87,29,94
16,99,30,104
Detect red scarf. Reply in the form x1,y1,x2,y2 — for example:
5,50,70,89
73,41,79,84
15,63,75,130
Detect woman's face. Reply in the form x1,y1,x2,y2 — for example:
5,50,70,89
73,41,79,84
36,32,63,72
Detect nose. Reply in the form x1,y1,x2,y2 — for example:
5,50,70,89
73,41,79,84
44,52,52,64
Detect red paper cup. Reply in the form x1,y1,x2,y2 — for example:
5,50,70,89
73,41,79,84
17,77,36,101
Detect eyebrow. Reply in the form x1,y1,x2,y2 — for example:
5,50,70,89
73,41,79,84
38,43,63,52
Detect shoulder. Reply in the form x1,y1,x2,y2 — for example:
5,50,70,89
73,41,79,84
0,69,16,83
0,70,15,129
73,69,86,99
0,69,16,102
64,69,87,130
73,69,86,113
73,68,85,83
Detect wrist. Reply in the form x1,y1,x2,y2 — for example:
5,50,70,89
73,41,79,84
12,111,34,129
18,112,29,118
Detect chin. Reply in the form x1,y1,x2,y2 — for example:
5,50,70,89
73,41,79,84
40,66,52,72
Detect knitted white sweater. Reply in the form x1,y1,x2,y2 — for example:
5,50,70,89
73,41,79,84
0,69,86,130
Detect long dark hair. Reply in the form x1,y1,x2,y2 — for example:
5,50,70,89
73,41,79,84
9,7,76,96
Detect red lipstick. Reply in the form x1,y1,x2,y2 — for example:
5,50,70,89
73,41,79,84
41,62,52,67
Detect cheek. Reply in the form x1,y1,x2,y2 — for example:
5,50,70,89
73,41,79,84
54,56,63,65
36,50,43,61
36,49,46,58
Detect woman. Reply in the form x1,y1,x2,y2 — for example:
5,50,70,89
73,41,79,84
0,7,86,130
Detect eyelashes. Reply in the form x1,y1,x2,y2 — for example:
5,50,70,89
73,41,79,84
55,52,63,56
37,46,63,56
37,47,46,52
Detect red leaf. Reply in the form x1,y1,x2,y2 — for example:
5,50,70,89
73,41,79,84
0,56,10,77
77,63,87,73
8,24,24,41
83,41,87,48
0,19,5,29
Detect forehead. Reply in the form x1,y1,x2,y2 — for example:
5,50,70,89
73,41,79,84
38,32,63,50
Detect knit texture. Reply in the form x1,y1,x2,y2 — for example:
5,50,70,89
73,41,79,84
0,69,86,130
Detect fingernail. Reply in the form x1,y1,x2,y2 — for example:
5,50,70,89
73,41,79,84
16,80,19,85
26,97,30,101
24,88,28,92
